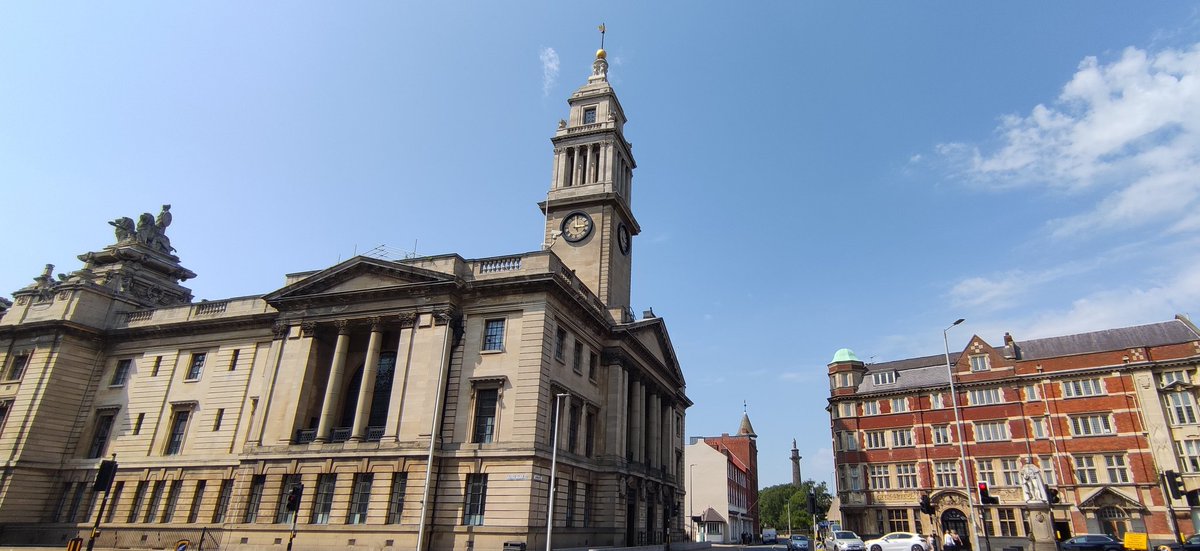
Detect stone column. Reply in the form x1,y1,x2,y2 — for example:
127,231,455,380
631,378,644,463
315,321,351,441
600,142,611,185
573,146,583,186
606,364,626,459
648,392,661,469
383,313,418,441
661,403,671,476
351,318,384,440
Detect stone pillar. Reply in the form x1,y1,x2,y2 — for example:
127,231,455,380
607,364,627,459
573,146,584,186
590,144,600,183
1026,503,1057,551
383,313,417,441
599,142,610,185
631,378,644,463
648,392,661,469
315,321,351,441
351,318,384,440
662,403,672,476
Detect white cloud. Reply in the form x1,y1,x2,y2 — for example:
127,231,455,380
539,47,559,97
937,43,1200,238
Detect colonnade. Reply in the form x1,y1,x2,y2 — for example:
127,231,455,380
606,363,681,478
553,141,633,200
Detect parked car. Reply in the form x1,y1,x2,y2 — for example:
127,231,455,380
790,535,811,551
1059,534,1125,551
829,530,867,551
763,528,779,545
864,532,931,551
1158,534,1200,551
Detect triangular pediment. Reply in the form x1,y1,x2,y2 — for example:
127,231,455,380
1078,486,1144,511
624,318,686,390
264,256,456,303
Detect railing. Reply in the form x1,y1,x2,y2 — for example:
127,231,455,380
329,427,352,443
479,256,521,274
124,310,154,322
193,301,228,316
294,429,316,444
365,426,385,442
568,123,604,134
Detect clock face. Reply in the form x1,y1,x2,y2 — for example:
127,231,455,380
617,223,631,255
561,212,593,243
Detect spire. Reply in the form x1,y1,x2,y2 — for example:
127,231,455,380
590,23,609,83
737,411,757,438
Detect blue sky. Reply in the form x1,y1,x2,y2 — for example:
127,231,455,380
3,3,1200,490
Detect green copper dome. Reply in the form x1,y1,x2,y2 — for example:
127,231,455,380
831,348,860,363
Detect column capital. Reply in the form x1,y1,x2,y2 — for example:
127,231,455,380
396,312,418,326
272,321,289,340
334,319,351,334
300,320,317,338
367,316,383,332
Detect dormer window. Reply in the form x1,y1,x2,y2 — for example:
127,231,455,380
969,354,990,372
872,371,896,385
1162,370,1189,388
583,107,597,124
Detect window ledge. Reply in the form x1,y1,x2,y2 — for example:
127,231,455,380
480,349,504,355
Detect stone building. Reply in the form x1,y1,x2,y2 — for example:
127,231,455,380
0,47,689,551
827,317,1200,548
682,413,760,543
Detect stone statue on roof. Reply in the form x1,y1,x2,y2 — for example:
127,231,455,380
110,205,176,254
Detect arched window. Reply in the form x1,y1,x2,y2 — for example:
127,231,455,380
1098,506,1128,539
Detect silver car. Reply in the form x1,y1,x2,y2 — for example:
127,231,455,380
830,531,866,551
864,532,932,551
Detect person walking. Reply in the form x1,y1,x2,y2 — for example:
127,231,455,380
943,530,957,551
927,533,937,551
951,530,963,551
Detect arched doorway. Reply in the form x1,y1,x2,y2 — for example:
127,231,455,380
1098,506,1128,539
941,509,970,551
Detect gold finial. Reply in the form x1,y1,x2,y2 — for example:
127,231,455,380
596,23,607,59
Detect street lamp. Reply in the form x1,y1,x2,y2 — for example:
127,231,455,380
689,463,697,541
546,393,570,551
943,319,980,551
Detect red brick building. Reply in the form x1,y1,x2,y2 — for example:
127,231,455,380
828,316,1200,547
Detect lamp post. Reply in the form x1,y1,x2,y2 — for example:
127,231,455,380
689,463,697,541
944,318,980,551
546,393,570,551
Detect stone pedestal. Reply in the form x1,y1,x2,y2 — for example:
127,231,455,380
1026,503,1058,551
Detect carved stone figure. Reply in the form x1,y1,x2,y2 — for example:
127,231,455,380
136,213,156,243
156,204,172,231
109,217,136,241
111,208,176,254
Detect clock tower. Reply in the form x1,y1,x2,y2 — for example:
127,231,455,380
541,46,639,322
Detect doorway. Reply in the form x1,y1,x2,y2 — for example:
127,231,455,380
941,509,971,551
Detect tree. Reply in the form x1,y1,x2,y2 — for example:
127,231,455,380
759,480,833,535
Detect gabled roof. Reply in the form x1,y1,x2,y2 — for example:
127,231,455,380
620,316,687,393
1016,319,1200,360
263,256,458,304
1078,486,1145,511
699,507,727,523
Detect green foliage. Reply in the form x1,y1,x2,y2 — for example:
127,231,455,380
759,480,833,535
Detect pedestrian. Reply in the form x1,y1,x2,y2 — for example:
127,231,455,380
943,530,956,551
951,530,963,550
927,533,937,551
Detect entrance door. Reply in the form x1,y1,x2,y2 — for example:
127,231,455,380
626,493,637,545
941,509,971,551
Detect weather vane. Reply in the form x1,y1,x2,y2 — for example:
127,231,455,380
599,23,606,49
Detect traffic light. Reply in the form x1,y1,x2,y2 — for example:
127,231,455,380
977,482,999,505
1165,470,1186,500
286,484,304,512
807,492,818,515
919,494,933,514
1045,486,1061,504
93,459,118,492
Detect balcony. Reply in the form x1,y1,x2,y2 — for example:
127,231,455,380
293,429,316,444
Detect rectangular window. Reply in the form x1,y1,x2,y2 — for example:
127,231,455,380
1023,384,1040,401
1179,440,1200,473
386,473,407,524
869,465,890,489
1162,370,1189,387
275,474,300,524
976,459,996,485
213,408,225,431
133,413,145,435
212,479,233,523
888,509,909,533
930,393,944,409
843,431,858,451
1074,456,1098,484
975,420,1010,442
935,461,959,487
1030,417,1047,439
187,480,206,523
970,355,990,372
572,342,584,374
0,401,9,437
863,401,879,415
161,480,182,523
1105,455,1129,483
891,398,908,413
185,353,206,380
969,388,1002,405
1070,414,1114,436
897,464,918,489
1167,392,1198,424
127,481,147,523
463,474,487,526
980,508,994,537
866,430,887,449
1063,378,1104,398
588,352,598,381
164,409,191,455
243,475,265,523
565,480,577,526
583,107,597,124
6,352,30,380
472,388,498,444
840,403,854,417
483,319,505,351
106,481,124,523
1039,456,1057,485
554,328,567,361
891,429,913,447
347,473,373,525
310,474,336,524
998,508,1018,537
88,411,117,459
1001,458,1020,486
849,465,861,491
143,481,164,523
873,371,896,385
933,425,952,445
567,404,580,452
228,348,239,371
583,483,593,527
110,359,132,386
151,356,162,377
585,410,595,457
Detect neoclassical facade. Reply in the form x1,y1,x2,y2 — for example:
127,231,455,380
828,317,1200,548
0,47,689,551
